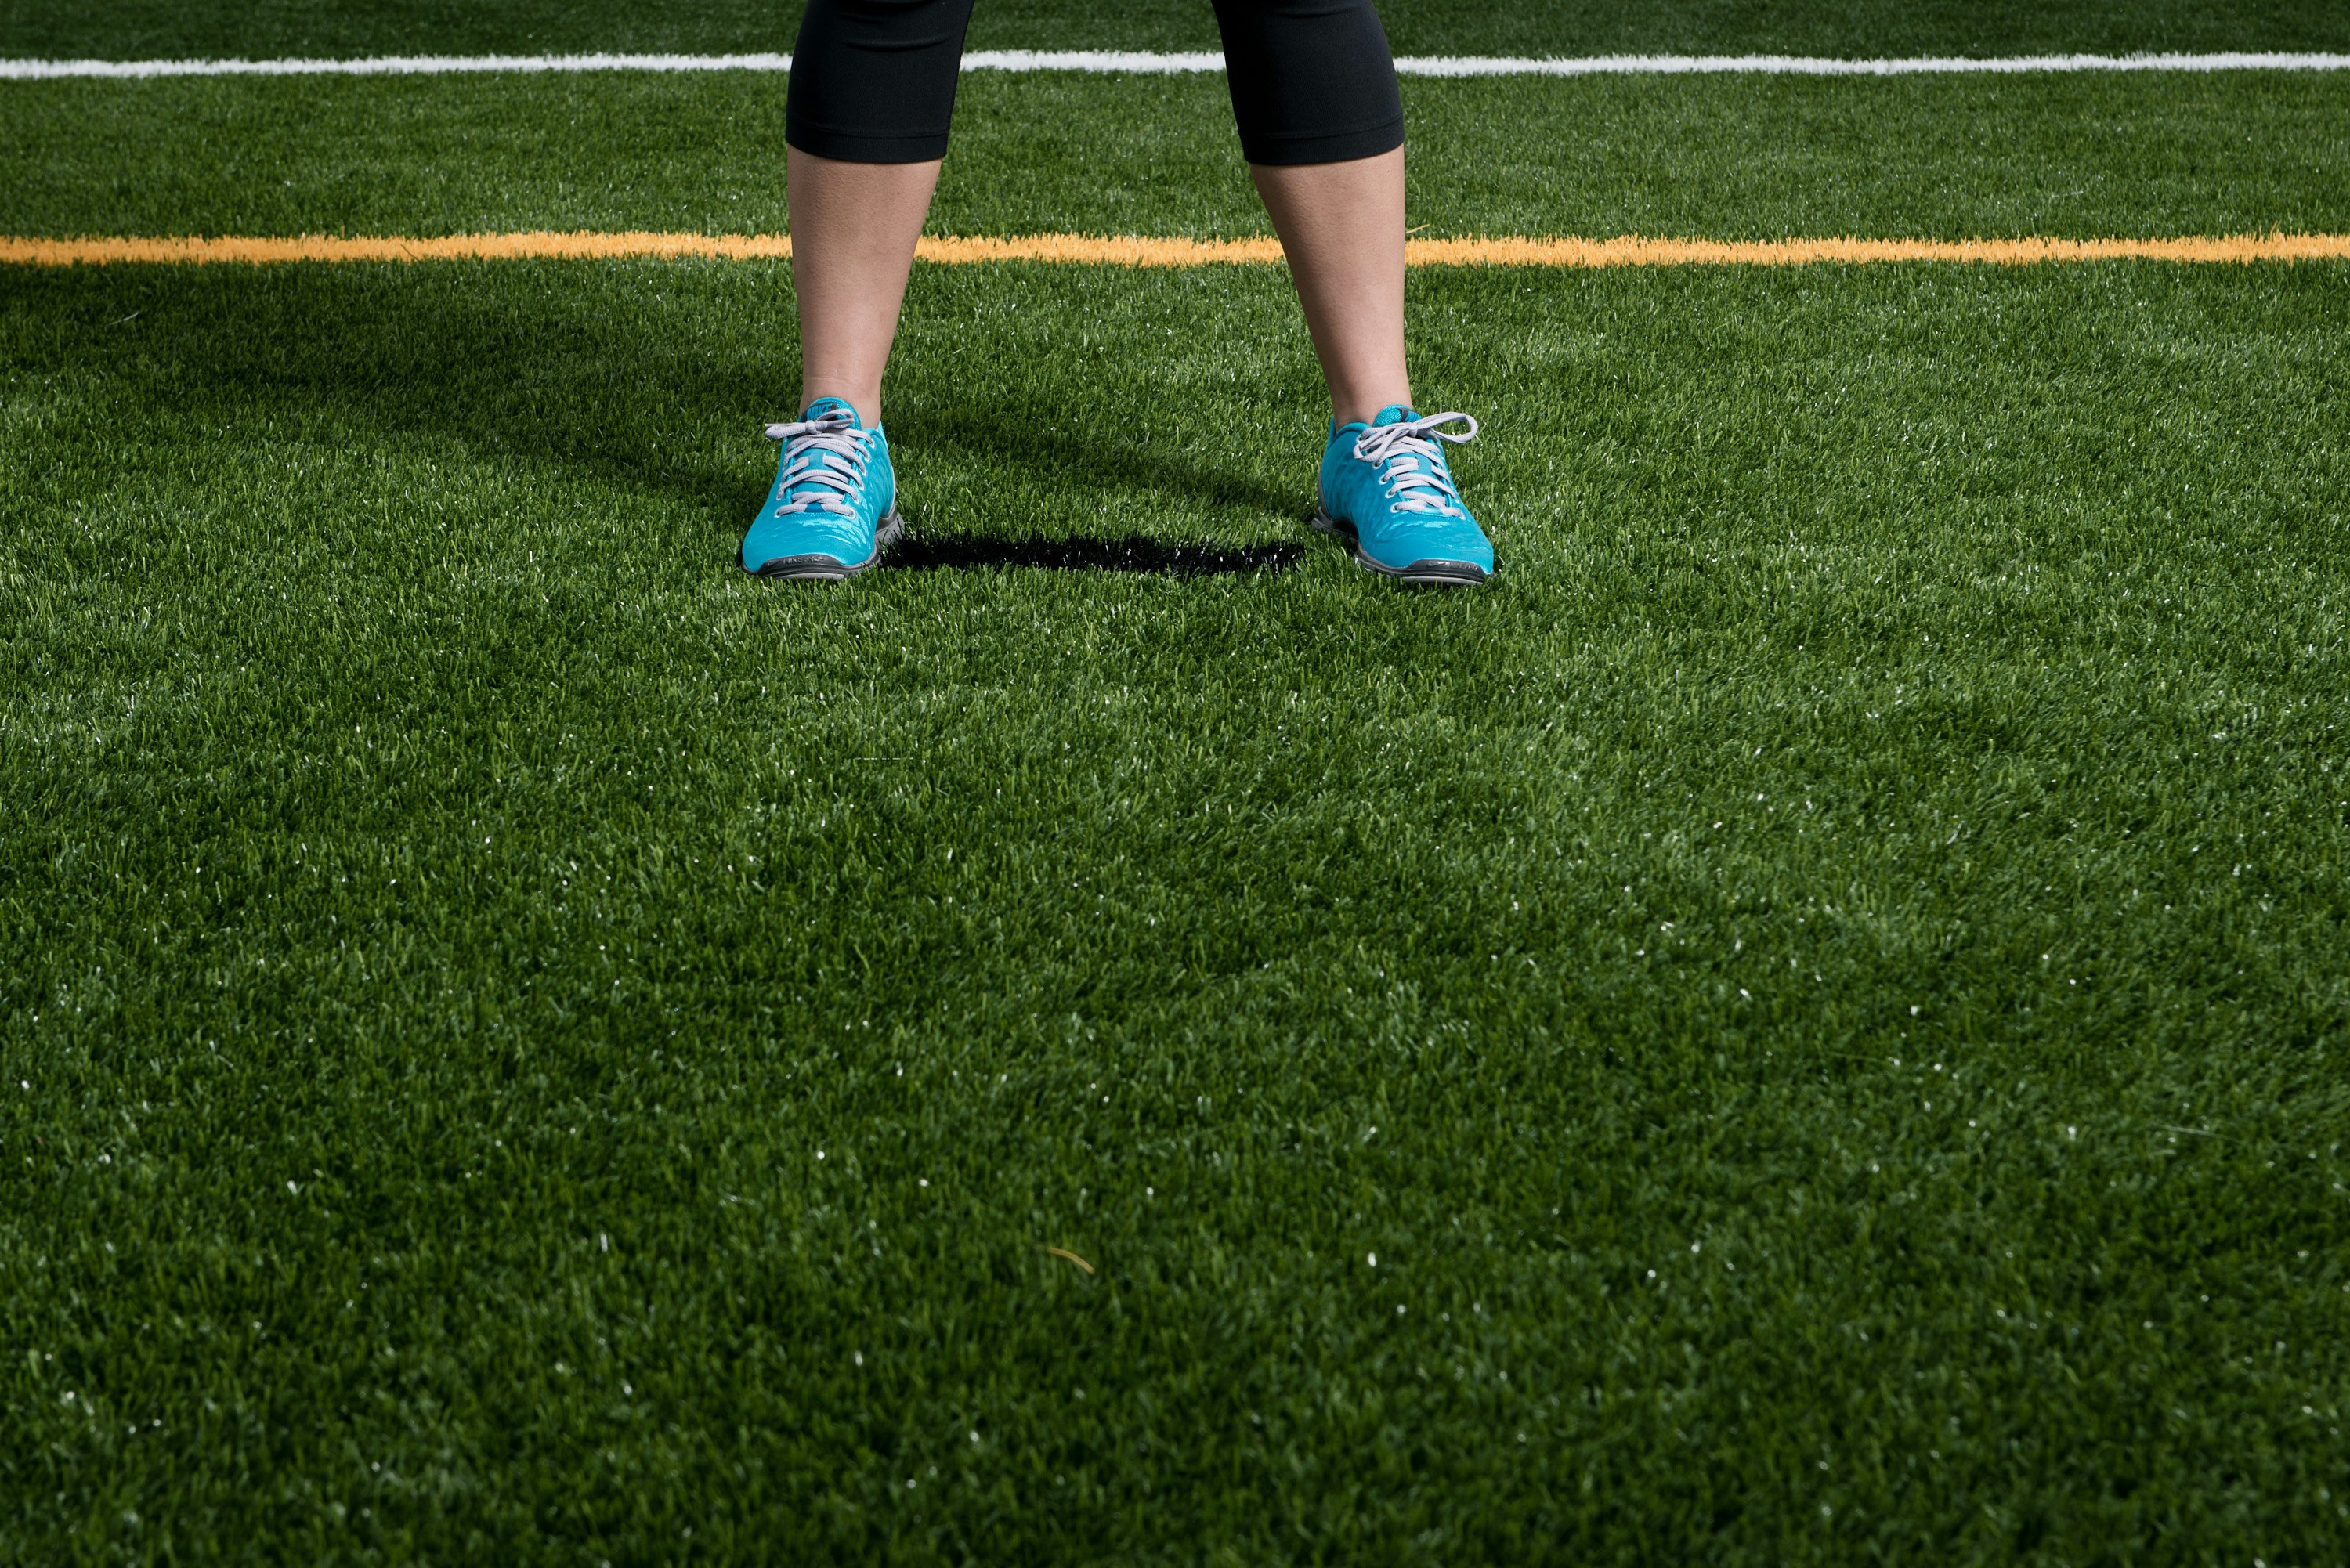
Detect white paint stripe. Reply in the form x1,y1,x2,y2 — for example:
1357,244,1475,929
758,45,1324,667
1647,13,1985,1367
3,49,2348,81
1394,51,2350,77
964,50,1224,73
0,52,799,79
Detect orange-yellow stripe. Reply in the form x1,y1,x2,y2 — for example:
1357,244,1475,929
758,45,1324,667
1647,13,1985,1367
2,231,2347,268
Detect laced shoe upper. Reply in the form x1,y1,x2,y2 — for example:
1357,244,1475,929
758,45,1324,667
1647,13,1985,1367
1318,404,1493,576
739,397,897,573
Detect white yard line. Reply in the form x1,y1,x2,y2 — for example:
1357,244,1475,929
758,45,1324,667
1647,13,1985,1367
2,49,2347,81
1392,51,2350,77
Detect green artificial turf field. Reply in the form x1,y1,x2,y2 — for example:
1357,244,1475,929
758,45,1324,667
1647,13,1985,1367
5,2,2350,1563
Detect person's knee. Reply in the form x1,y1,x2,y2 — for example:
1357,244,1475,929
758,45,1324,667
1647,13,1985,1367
1209,0,1386,26
1209,0,1399,166
1207,0,1371,13
817,0,971,36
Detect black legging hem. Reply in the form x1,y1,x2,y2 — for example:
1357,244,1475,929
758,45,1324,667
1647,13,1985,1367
785,0,1405,168
1235,113,1404,168
783,112,1405,168
786,121,961,164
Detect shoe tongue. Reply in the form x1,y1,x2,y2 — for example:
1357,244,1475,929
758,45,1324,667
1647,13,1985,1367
801,396,862,427
1371,404,1419,428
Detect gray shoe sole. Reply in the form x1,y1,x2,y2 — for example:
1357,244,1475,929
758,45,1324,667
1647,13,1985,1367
1311,509,1491,587
745,510,906,581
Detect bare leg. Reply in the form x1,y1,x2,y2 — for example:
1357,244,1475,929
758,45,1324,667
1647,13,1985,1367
787,146,942,428
1250,146,1412,427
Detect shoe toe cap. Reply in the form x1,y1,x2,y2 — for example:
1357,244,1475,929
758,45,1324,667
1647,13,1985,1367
1361,519,1494,578
741,514,875,574
1397,557,1491,584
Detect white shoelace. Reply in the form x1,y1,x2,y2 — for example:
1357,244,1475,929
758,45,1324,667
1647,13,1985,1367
762,410,872,517
1353,411,1479,518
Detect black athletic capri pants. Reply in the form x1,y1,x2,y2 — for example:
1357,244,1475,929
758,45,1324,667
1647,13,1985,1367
786,0,1405,166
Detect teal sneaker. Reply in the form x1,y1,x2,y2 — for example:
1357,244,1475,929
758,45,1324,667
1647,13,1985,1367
739,397,904,580
1313,405,1492,586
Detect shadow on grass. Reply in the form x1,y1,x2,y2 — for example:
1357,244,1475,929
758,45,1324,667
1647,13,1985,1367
905,401,1302,521
1,267,1314,538
887,533,1303,576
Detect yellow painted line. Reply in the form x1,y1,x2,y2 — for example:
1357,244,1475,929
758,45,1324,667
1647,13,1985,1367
1408,233,2350,266
3,230,2348,268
